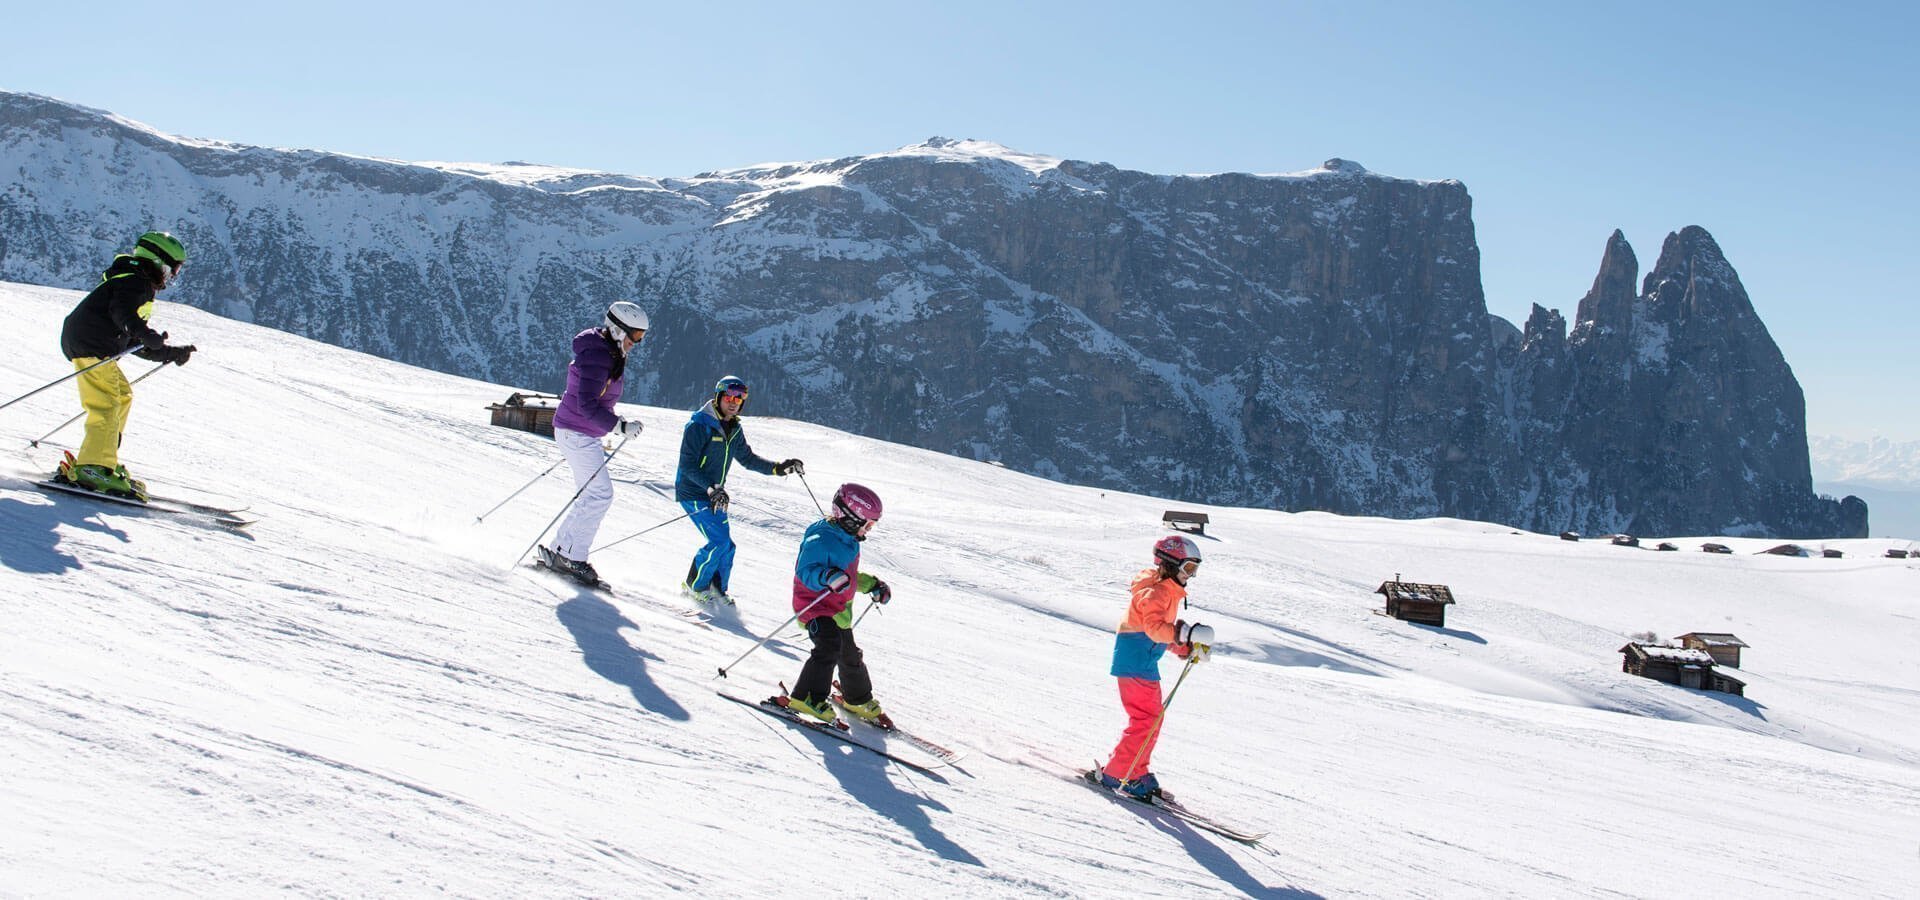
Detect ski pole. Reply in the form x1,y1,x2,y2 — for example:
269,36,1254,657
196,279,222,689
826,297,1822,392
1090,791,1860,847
510,432,634,569
27,361,169,448
0,347,140,415
591,510,690,554
1116,653,1200,789
850,598,880,629
715,588,834,680
475,456,568,524
796,470,827,517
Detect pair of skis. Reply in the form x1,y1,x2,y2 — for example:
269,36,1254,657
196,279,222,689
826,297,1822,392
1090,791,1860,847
32,476,254,529
717,688,966,775
1078,767,1267,844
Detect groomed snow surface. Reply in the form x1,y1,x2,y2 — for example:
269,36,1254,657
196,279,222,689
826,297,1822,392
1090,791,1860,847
2,280,1917,898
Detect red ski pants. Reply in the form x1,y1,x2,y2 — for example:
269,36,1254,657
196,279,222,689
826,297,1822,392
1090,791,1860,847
1103,676,1165,782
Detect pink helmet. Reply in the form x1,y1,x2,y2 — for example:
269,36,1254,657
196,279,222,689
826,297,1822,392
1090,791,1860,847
1153,534,1201,568
833,483,883,526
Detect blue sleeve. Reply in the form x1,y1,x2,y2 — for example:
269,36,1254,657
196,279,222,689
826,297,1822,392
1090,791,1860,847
678,421,712,492
733,426,778,476
795,531,852,590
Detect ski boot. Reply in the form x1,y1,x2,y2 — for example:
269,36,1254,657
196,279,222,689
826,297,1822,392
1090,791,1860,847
59,453,146,501
834,694,893,729
778,694,838,725
113,465,149,500
682,581,732,606
1101,770,1165,802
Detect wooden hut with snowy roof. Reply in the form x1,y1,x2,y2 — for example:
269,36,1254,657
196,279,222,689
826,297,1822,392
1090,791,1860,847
487,392,559,438
1619,643,1746,696
1376,576,1455,627
1674,632,1750,669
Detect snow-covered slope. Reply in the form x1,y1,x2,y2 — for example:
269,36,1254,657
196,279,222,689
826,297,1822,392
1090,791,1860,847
2,280,1916,897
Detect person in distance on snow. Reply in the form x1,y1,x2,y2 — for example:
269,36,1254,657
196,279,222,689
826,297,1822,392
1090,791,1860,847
55,230,198,501
673,375,802,605
536,301,650,587
777,483,893,725
1098,534,1215,801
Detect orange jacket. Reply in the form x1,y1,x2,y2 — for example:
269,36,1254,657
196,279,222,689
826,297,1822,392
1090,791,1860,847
1112,568,1185,679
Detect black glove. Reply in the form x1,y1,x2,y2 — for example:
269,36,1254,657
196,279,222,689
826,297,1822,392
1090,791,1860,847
822,567,851,593
775,458,805,476
134,332,169,362
165,344,196,366
867,578,891,605
707,485,730,511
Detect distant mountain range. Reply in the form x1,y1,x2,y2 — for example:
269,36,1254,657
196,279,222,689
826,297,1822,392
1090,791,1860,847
1811,436,1919,539
0,90,1864,538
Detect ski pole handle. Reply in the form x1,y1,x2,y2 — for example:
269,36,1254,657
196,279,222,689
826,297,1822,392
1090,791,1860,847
1,346,140,415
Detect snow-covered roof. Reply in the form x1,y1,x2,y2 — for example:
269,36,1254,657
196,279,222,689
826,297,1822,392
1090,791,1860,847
1621,643,1717,665
1676,633,1749,648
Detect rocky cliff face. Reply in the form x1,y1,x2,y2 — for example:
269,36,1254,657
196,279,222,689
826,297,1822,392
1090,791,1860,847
0,92,1864,537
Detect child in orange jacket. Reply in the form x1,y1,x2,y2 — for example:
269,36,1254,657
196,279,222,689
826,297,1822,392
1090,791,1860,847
1099,535,1215,801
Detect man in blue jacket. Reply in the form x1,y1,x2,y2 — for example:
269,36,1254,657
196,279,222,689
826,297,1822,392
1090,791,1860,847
675,375,802,605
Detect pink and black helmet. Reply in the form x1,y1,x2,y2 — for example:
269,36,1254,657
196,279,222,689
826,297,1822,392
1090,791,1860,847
832,483,883,530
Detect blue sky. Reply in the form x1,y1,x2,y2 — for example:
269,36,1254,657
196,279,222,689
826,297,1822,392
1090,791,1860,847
8,1,1915,440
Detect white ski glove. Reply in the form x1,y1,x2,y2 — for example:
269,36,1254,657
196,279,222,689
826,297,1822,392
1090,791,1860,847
1175,621,1215,662
616,417,644,437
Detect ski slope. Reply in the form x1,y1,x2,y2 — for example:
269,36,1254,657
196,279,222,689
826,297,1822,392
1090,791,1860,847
2,280,1917,898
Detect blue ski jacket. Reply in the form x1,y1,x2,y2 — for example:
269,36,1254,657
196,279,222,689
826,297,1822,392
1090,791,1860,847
674,400,776,502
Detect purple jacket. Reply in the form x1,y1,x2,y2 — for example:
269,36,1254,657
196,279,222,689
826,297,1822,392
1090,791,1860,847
551,328,625,437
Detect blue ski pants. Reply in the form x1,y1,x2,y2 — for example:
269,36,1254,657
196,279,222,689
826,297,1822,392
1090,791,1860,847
681,500,735,592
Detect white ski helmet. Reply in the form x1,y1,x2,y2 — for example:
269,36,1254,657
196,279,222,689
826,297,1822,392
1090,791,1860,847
605,301,650,340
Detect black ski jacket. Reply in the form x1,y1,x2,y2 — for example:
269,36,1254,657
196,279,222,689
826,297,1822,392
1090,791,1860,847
61,256,168,361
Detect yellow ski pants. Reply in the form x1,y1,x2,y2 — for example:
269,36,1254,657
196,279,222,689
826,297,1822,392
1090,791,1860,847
72,357,133,469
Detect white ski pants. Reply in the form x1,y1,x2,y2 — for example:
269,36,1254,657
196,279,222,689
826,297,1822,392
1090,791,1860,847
552,426,615,562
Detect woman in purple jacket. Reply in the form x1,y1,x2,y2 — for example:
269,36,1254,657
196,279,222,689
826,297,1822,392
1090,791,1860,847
537,301,649,586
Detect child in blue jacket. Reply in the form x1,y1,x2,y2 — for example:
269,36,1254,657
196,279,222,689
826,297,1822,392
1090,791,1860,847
779,483,892,725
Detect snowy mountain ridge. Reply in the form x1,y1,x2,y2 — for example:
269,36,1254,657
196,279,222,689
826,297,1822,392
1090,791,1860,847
2,279,1917,896
0,90,1860,540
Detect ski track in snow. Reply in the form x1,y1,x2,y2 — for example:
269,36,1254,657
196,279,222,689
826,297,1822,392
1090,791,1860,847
2,280,1918,897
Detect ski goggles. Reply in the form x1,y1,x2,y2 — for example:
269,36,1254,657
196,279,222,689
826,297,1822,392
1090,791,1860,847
1178,559,1201,575
621,326,647,343
720,385,749,400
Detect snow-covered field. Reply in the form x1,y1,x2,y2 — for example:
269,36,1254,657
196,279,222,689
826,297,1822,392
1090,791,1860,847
3,279,1917,898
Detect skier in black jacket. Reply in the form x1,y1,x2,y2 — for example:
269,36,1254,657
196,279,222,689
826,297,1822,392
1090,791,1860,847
56,230,197,499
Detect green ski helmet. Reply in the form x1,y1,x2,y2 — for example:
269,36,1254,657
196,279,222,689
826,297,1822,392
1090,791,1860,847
131,231,187,283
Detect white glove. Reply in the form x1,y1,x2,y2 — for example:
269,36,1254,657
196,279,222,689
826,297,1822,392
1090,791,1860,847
616,418,644,437
1175,621,1215,662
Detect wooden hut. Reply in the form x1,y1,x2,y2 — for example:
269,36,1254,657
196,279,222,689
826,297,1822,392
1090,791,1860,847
1162,510,1210,535
1611,534,1639,547
1760,544,1806,557
1822,548,1844,559
1559,531,1581,542
1701,543,1732,554
487,392,559,438
1376,576,1455,627
1673,632,1750,668
1888,549,1911,559
1619,643,1746,696
1655,542,1679,552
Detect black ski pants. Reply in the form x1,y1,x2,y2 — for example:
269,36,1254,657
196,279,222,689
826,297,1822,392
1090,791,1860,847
792,616,873,706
